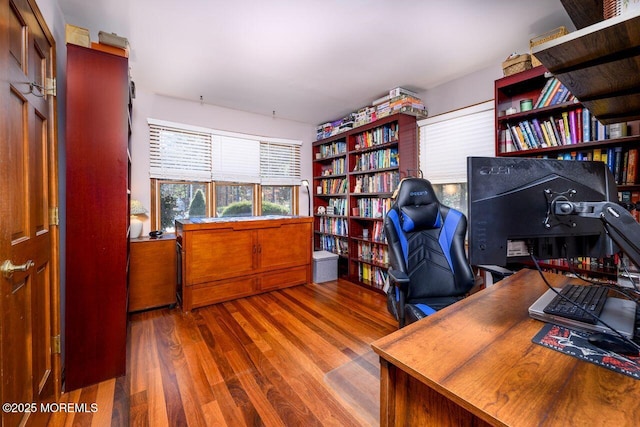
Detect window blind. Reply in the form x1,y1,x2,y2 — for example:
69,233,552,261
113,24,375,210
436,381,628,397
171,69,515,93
212,135,261,183
418,100,495,184
260,142,301,185
149,120,212,181
148,118,302,185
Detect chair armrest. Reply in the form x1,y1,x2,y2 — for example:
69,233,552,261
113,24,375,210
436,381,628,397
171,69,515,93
388,268,410,290
476,265,514,281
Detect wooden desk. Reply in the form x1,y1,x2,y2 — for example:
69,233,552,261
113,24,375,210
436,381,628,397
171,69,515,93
372,269,640,426
129,234,177,312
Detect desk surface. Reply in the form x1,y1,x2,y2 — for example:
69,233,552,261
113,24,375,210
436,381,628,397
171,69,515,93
372,269,640,426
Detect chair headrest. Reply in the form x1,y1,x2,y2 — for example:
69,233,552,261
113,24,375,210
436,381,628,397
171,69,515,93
394,178,441,232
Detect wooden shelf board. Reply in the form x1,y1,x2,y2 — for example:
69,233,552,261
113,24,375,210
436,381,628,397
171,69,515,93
533,10,640,124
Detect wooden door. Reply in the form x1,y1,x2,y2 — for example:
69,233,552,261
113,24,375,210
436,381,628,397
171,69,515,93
0,0,59,425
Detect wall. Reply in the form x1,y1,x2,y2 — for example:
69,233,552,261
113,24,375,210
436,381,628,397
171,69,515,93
130,89,317,235
423,64,503,117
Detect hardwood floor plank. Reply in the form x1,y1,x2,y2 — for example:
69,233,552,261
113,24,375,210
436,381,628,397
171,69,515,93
48,279,396,427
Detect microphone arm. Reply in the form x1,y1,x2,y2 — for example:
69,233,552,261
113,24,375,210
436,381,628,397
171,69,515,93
553,200,640,268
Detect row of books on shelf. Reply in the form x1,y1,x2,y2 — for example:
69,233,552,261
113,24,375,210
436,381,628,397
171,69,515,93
352,171,400,194
354,123,399,148
318,177,348,195
318,158,346,176
317,235,348,256
316,140,347,158
324,198,347,216
546,146,638,185
501,108,623,152
352,148,399,172
620,190,640,222
356,241,389,266
354,198,392,220
533,77,576,109
318,217,348,236
357,263,388,290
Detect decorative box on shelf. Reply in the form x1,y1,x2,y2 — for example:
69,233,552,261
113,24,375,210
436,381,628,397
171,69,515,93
501,53,532,76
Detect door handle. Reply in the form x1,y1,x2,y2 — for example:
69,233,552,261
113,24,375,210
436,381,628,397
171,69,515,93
1,259,35,279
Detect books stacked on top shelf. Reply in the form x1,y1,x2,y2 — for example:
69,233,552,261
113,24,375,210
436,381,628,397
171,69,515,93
533,77,576,108
501,109,621,153
315,87,426,140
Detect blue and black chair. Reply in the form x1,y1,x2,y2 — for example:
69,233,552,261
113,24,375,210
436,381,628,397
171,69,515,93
384,177,476,327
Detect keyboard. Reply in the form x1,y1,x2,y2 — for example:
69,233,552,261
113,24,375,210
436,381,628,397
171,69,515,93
543,284,608,324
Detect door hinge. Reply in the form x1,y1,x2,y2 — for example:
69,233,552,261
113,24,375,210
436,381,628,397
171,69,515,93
52,335,61,354
45,77,56,97
49,207,59,226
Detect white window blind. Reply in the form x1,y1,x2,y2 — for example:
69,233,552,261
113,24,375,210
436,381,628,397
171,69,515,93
419,100,495,184
212,135,261,183
149,118,302,185
149,120,212,181
260,142,301,185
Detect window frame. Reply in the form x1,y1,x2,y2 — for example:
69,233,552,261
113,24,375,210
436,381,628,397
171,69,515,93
150,179,300,230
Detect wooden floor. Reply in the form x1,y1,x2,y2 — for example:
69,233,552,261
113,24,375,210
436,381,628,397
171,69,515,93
48,279,397,426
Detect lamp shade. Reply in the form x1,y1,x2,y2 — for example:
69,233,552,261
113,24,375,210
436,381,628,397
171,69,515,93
130,200,148,215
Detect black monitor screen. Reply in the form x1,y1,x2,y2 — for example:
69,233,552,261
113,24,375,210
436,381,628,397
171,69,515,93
467,156,617,266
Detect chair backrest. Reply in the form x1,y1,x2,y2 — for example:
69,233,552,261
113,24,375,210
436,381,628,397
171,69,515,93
385,178,475,301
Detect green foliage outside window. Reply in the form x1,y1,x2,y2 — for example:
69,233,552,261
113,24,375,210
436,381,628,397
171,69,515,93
188,189,206,218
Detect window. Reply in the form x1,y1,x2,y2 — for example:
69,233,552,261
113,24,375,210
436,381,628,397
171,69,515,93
262,186,293,215
216,183,255,217
418,100,495,214
157,181,210,232
148,119,302,229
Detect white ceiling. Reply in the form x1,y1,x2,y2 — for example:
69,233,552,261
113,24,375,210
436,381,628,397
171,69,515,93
55,0,572,125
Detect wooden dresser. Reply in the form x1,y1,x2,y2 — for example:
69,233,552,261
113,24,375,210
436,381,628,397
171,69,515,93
176,216,313,311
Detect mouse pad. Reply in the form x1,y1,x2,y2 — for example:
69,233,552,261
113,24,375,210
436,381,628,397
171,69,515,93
532,323,640,380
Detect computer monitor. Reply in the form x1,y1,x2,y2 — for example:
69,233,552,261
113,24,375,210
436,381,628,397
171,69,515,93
467,156,618,267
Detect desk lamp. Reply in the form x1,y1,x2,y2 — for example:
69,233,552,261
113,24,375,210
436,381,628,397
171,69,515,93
301,180,311,216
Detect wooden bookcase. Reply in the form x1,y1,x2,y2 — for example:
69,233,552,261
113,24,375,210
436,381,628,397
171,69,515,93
312,113,419,291
65,44,131,391
495,3,640,278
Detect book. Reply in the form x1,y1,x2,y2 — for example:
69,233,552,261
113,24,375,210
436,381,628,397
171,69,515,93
561,112,571,144
521,121,538,148
531,119,548,147
536,78,560,109
626,148,638,184
507,124,524,151
543,120,558,146
543,79,562,107
534,77,556,108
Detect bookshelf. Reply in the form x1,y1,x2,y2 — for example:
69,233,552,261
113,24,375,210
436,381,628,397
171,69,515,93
312,113,419,291
495,1,640,279
495,66,640,190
